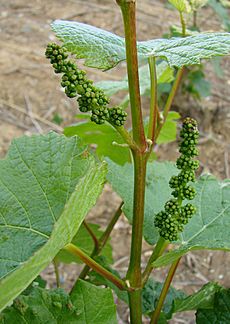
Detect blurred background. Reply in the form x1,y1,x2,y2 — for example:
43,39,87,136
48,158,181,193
0,0,230,322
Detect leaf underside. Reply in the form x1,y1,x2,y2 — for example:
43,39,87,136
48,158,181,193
0,132,107,311
51,20,230,70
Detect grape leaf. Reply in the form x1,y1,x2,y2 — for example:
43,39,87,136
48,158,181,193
64,121,131,165
0,132,107,311
51,20,230,69
173,282,221,313
71,280,117,324
56,223,113,264
0,287,78,323
106,160,178,244
153,176,230,267
156,111,180,144
196,289,230,323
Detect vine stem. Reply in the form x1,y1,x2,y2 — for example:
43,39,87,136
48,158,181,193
65,243,129,292
78,202,123,281
148,56,158,143
119,0,147,152
150,258,181,324
142,237,168,286
179,12,186,36
116,1,149,322
53,259,61,288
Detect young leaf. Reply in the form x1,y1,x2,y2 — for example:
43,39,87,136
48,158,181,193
0,287,78,323
196,289,230,323
56,223,113,264
0,132,107,311
71,279,117,324
64,122,131,165
209,0,230,32
168,0,192,13
51,20,230,69
173,282,221,313
106,160,178,244
153,176,230,267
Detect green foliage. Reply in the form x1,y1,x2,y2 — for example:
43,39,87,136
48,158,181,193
0,281,117,324
142,278,186,316
183,68,211,99
196,288,230,323
173,282,221,313
0,132,107,311
71,279,117,324
156,111,180,145
57,223,113,264
0,287,78,324
51,20,230,69
106,159,178,244
96,61,174,106
153,176,230,267
64,119,131,165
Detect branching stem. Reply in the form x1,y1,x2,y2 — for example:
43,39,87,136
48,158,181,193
65,243,129,293
83,221,99,251
150,258,181,324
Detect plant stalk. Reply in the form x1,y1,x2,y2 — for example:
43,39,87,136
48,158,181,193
126,151,147,323
83,221,99,251
150,258,181,324
148,56,158,143
142,237,168,286
120,0,147,151
65,243,128,292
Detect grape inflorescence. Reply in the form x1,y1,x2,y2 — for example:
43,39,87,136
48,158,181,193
154,118,199,242
45,43,127,126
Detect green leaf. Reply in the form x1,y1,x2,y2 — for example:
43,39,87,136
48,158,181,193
64,122,131,165
142,278,186,316
51,20,126,70
173,282,221,313
196,289,230,323
57,223,113,264
141,33,230,67
0,132,107,311
51,20,230,69
153,176,230,267
106,160,178,244
168,0,192,13
157,111,180,144
71,279,117,324
96,61,174,99
0,287,78,323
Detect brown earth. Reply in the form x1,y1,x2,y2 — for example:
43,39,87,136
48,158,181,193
0,0,230,323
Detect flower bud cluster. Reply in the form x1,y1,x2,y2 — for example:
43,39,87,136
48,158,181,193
45,43,127,126
154,118,199,241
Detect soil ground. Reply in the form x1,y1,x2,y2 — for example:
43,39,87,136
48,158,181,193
0,0,230,323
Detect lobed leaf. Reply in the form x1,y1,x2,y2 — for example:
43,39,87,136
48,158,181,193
52,20,230,69
0,132,107,311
